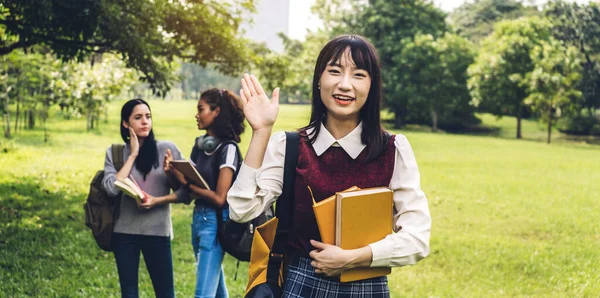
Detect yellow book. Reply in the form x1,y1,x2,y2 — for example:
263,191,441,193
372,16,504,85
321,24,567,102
311,186,360,245
335,187,393,282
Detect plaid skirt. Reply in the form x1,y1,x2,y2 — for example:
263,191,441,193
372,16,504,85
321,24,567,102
282,256,390,298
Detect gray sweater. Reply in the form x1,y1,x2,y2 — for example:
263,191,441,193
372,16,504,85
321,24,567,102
101,141,189,237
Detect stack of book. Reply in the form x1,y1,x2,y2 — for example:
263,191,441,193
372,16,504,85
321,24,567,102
312,186,393,282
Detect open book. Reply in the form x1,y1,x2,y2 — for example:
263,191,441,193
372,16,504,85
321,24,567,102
114,176,147,203
170,160,210,190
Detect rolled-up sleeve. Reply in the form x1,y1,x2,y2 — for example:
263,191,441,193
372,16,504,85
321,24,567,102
101,146,120,197
369,134,431,267
227,132,287,223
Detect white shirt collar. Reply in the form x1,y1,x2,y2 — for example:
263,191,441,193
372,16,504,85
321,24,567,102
307,122,366,159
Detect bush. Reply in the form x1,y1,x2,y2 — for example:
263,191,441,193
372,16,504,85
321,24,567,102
557,114,600,136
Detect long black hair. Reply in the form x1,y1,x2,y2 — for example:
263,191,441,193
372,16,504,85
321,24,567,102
120,98,158,180
200,88,246,143
303,34,387,162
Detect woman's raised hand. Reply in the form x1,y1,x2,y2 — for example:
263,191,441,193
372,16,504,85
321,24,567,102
129,127,140,157
239,74,279,132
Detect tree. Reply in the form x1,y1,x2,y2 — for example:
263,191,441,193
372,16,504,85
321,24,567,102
64,55,135,131
178,63,240,100
281,30,329,103
526,39,582,143
0,0,255,95
544,0,600,116
468,17,552,139
449,0,540,43
355,0,448,128
398,33,478,131
248,41,292,101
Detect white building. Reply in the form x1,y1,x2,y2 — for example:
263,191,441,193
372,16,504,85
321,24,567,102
242,0,290,52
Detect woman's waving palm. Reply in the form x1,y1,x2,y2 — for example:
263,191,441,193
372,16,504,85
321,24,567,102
239,74,279,131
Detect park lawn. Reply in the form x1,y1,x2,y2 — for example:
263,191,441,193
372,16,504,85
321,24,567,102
1,100,599,297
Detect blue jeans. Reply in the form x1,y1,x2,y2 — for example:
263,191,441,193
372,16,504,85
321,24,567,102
112,232,175,298
192,205,229,298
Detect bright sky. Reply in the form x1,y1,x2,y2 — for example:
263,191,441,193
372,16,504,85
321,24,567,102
288,0,593,40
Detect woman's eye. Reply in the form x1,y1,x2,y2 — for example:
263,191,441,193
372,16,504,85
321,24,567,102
328,69,340,74
355,72,367,78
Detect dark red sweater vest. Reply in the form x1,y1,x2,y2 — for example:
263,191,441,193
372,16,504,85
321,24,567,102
288,133,396,256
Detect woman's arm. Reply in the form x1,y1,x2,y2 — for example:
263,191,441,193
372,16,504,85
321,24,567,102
227,132,287,222
101,128,139,196
185,167,234,208
115,128,140,181
227,74,284,223
368,134,431,267
140,142,190,208
238,74,280,169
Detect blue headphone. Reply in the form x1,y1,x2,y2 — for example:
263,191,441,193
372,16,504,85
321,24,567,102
197,135,221,151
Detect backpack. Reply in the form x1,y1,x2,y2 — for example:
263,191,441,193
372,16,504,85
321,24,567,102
83,144,125,251
213,141,274,262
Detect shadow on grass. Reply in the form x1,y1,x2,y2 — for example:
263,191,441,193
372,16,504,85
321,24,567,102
0,177,119,296
561,134,600,145
383,119,600,146
383,119,501,135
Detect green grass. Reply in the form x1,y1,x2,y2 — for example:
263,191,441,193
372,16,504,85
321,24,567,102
1,100,599,297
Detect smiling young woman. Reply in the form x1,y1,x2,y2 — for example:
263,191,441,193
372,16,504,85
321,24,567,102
227,35,431,297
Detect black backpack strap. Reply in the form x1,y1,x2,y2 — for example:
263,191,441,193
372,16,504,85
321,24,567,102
266,131,300,284
111,144,125,171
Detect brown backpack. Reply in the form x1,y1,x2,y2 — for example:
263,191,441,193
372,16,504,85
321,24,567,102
83,144,124,251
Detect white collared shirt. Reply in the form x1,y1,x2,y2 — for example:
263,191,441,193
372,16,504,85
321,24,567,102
227,123,431,268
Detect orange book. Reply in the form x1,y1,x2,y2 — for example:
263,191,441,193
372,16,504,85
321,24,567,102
311,186,360,245
335,187,393,282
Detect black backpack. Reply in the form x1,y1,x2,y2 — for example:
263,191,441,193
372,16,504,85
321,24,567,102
213,141,274,262
83,144,124,251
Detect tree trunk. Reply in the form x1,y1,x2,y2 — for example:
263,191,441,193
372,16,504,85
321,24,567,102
14,93,20,134
516,104,523,139
394,107,405,129
547,109,553,144
28,109,35,129
3,113,9,138
86,111,91,131
3,96,10,138
431,109,438,132
516,116,522,139
43,119,48,143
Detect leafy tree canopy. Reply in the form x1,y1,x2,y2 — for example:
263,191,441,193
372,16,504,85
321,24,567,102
0,0,255,95
449,0,540,43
